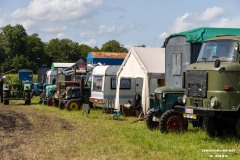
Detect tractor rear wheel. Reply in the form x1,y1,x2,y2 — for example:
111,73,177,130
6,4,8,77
203,117,223,137
159,109,188,133
146,112,159,130
66,99,81,111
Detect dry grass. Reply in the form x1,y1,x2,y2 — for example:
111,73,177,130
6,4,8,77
0,97,240,160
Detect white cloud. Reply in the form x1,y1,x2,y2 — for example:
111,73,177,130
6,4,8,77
199,6,224,22
40,25,67,33
158,32,169,39
11,0,102,21
158,6,232,40
80,31,96,39
210,17,240,28
98,25,119,34
80,39,97,47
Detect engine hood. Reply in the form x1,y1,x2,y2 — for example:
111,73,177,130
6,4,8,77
186,62,240,71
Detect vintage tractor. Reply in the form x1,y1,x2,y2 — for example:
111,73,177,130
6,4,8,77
146,86,188,132
58,79,91,111
174,35,240,137
58,86,82,110
42,84,57,105
31,82,43,97
2,69,32,105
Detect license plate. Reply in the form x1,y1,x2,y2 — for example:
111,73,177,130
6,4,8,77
185,108,193,114
183,114,197,119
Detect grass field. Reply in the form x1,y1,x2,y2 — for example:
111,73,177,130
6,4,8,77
0,97,239,160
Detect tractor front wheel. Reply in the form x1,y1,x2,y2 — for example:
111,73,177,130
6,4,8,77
25,100,31,105
3,100,9,105
146,112,159,130
66,99,81,111
47,97,54,106
159,109,188,133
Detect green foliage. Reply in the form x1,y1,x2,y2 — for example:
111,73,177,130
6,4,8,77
0,24,128,73
101,40,128,52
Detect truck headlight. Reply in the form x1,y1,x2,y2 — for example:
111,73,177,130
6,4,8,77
182,95,187,104
210,97,217,109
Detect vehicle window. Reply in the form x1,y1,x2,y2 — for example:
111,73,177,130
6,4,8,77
111,78,131,89
92,76,103,92
197,41,238,62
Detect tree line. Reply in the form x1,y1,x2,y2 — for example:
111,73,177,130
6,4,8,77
0,24,128,73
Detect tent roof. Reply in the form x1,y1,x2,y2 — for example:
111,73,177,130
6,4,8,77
133,47,165,74
118,47,165,78
163,27,240,46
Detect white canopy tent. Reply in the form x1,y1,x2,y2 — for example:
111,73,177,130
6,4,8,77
114,47,165,115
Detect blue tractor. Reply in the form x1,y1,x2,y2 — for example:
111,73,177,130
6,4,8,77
146,86,188,132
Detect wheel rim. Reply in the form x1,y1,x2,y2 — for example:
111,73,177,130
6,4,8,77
166,116,182,132
69,102,79,110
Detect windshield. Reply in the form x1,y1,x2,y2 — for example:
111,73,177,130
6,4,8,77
197,41,238,62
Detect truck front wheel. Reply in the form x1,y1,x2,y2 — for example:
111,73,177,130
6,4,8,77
159,109,188,133
203,117,223,137
146,112,159,130
235,117,240,138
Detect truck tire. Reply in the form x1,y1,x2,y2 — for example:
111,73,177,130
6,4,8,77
3,100,9,105
146,112,159,130
236,117,240,138
159,109,188,133
203,117,223,137
66,99,81,111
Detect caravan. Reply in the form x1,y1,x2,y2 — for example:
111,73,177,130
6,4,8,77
89,65,143,109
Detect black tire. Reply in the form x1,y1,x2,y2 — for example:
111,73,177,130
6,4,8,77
236,117,240,138
3,100,9,105
53,99,58,107
47,97,53,106
203,117,223,137
192,117,203,128
25,100,31,105
66,99,81,111
146,112,159,130
159,109,188,133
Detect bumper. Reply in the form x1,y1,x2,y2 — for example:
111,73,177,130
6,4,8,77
174,105,216,117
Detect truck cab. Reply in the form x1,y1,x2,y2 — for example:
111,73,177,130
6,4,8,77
174,35,240,137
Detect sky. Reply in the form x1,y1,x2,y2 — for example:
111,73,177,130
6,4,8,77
0,0,240,48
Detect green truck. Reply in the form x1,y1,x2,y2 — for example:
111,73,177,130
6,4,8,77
174,35,240,137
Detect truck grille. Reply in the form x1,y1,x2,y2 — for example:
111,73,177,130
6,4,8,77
185,71,208,98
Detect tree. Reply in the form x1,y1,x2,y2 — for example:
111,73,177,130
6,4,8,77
78,44,93,59
101,40,128,52
25,33,49,72
45,38,81,63
0,24,28,72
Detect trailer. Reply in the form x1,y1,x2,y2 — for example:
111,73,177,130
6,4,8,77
89,65,142,110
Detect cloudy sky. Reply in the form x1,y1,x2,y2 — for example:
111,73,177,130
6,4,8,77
1,0,240,48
